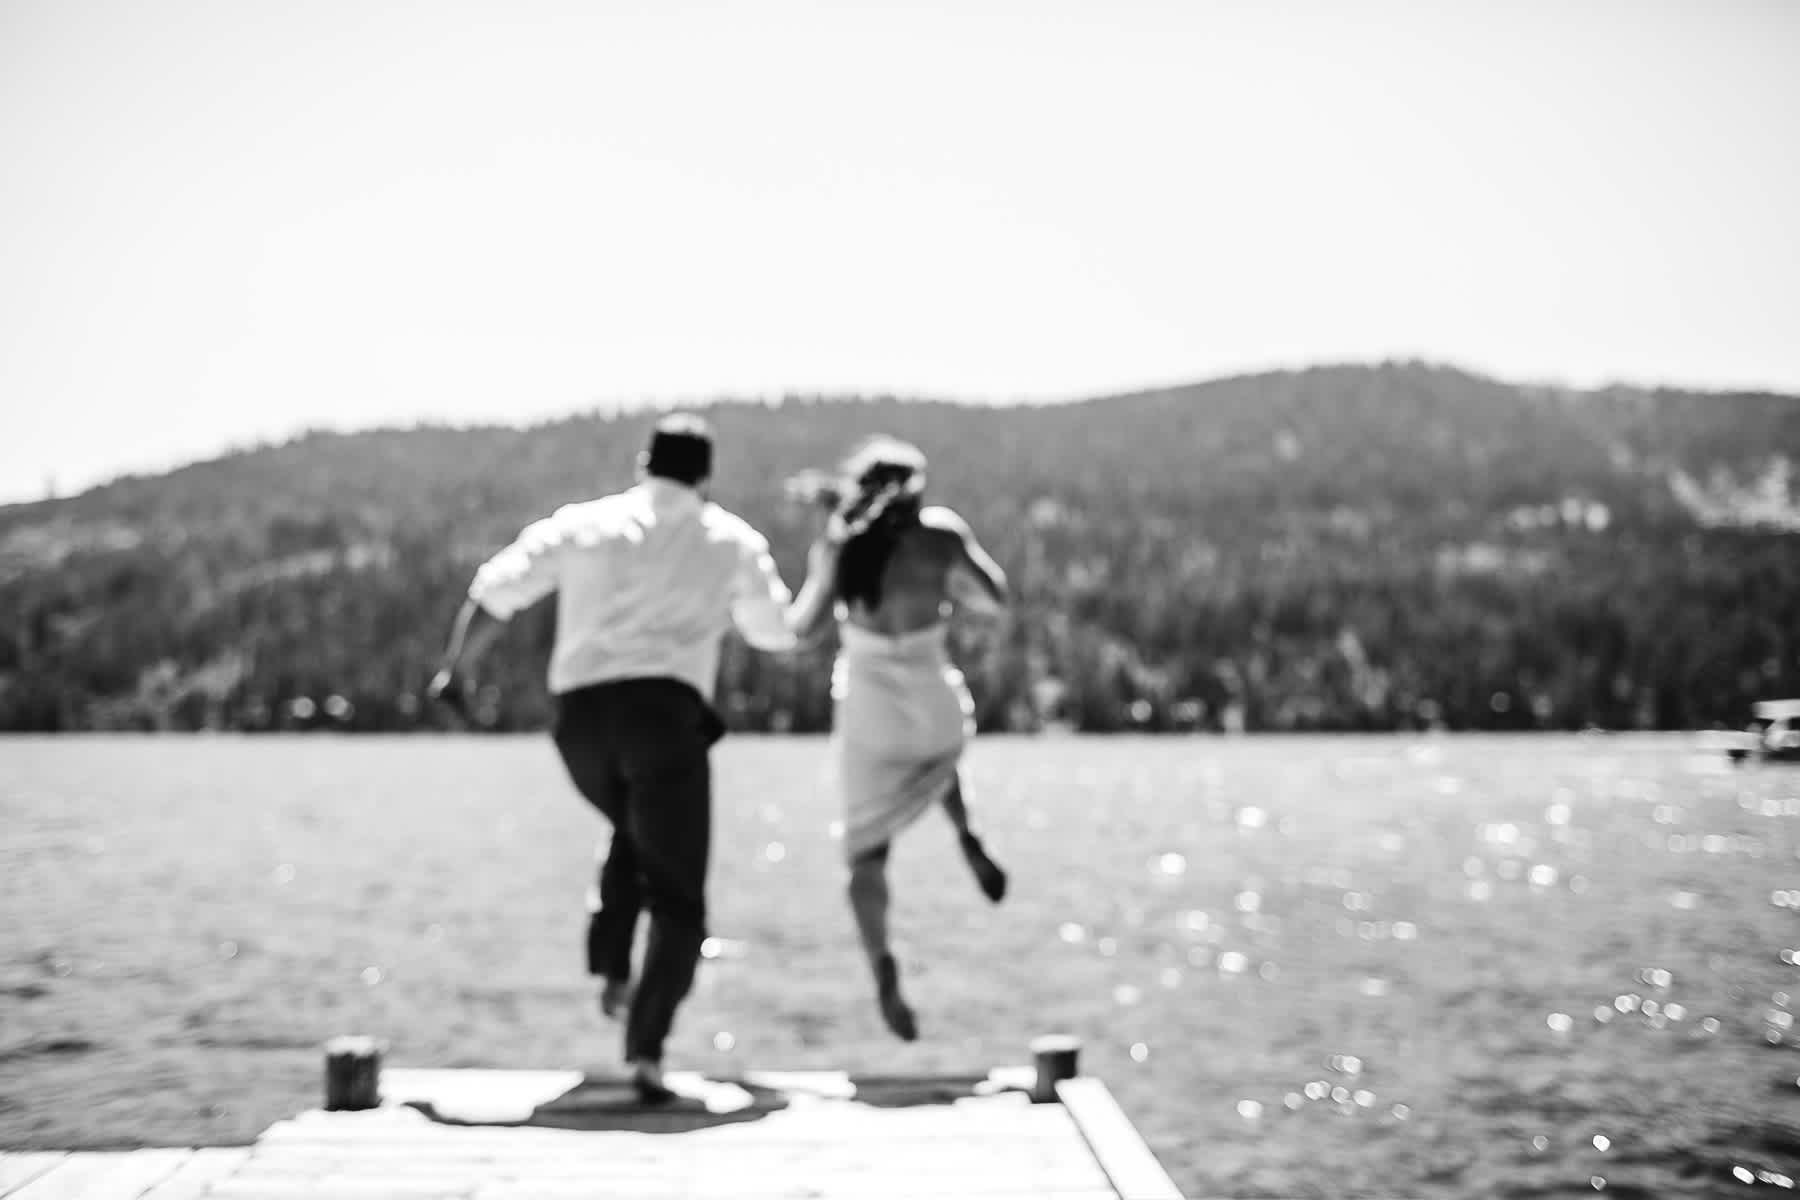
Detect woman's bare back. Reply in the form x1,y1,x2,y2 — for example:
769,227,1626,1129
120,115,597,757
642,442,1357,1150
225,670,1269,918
842,506,1007,637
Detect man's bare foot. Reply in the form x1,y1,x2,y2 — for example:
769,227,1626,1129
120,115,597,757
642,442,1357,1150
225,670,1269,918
629,1058,676,1105
599,977,634,1020
959,832,1007,903
875,954,918,1042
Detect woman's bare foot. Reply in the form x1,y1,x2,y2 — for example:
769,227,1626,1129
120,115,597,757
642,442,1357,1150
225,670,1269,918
875,954,918,1041
599,977,634,1020
959,832,1007,903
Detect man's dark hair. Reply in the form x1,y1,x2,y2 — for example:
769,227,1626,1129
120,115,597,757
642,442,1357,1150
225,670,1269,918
643,413,714,485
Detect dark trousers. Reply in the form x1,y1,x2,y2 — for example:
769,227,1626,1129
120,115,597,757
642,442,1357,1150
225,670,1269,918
552,677,723,1064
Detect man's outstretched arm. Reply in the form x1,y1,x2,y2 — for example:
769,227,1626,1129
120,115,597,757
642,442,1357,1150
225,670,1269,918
732,530,845,652
784,536,843,645
429,511,566,714
427,598,508,714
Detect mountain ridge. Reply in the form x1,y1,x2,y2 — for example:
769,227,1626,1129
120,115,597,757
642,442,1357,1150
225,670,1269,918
10,358,1797,520
4,360,1796,733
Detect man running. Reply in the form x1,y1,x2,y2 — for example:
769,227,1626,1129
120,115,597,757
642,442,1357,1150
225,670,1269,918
428,414,823,1101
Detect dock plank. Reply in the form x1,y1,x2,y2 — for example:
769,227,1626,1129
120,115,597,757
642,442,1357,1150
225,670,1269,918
8,1150,194,1200
8,1068,1188,1198
9,1154,131,1200
7,1153,170,1200
74,1150,194,1200
139,1149,253,1200
0,1154,66,1197
1057,1077,1184,1200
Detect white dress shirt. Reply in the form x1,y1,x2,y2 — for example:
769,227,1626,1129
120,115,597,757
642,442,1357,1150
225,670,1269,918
469,478,799,700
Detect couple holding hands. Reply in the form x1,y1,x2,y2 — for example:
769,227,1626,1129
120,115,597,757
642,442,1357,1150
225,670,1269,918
428,414,1009,1102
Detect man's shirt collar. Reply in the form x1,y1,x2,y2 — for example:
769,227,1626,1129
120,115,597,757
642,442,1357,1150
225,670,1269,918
638,476,704,516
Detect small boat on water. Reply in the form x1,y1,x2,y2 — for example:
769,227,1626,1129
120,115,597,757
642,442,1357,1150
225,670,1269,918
1726,699,1800,763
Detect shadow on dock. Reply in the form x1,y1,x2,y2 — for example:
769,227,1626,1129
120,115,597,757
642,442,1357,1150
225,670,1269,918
395,1068,1032,1135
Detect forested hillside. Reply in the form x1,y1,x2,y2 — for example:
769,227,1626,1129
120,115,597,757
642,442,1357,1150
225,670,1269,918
4,361,1797,733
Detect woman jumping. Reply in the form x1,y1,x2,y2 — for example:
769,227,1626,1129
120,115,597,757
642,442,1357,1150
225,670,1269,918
787,436,1011,1041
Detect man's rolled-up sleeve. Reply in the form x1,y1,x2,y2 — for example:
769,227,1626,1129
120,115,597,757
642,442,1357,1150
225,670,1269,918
731,533,799,652
468,514,565,621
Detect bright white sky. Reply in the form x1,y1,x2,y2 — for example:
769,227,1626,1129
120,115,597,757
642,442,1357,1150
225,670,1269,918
2,0,1796,503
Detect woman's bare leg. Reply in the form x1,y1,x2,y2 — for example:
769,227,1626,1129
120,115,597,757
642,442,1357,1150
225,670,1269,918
848,844,916,1041
847,845,893,969
941,776,1007,902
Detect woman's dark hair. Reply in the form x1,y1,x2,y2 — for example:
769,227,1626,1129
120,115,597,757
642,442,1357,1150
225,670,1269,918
834,437,926,610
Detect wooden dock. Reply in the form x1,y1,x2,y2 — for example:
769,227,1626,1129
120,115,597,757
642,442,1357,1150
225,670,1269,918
1,1065,1185,1199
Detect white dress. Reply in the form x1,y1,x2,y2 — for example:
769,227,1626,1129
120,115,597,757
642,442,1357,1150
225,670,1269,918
829,622,976,862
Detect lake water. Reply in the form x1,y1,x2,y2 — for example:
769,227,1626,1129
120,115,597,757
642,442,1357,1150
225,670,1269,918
3,733,1798,1197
